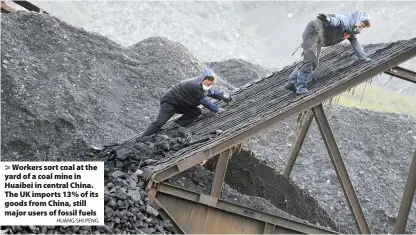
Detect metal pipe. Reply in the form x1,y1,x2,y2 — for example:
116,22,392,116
394,149,416,233
312,104,370,234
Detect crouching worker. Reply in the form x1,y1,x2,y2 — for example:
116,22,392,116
285,11,372,95
140,68,232,138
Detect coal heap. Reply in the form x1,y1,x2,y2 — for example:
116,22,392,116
1,12,233,161
206,58,271,87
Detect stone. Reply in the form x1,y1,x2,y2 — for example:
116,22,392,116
112,170,124,178
145,205,159,216
128,189,142,202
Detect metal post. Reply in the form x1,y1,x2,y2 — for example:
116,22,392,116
394,149,416,233
283,111,314,177
211,149,231,198
312,103,371,234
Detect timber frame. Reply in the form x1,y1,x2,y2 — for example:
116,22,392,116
144,45,416,233
1,0,48,14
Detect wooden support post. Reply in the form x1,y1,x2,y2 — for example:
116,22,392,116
394,149,416,233
1,1,17,13
283,110,314,177
312,103,371,234
211,149,231,198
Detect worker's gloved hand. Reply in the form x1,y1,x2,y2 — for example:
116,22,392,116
317,13,330,24
222,94,233,103
216,108,225,115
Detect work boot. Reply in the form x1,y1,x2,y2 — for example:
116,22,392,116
285,67,299,92
284,83,296,92
295,70,309,95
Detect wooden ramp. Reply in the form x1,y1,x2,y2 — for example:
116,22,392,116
139,37,416,234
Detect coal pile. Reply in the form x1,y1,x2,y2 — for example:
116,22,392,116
128,36,235,98
206,58,271,87
1,12,234,161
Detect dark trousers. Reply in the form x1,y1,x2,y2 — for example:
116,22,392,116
287,19,323,93
141,102,202,137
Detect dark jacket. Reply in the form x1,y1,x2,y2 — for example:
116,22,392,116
320,11,370,60
161,68,225,113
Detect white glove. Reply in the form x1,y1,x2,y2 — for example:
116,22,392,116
216,108,225,115
222,94,233,103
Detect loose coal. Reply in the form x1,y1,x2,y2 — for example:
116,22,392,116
1,142,174,234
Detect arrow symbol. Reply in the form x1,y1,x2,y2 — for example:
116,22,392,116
5,165,10,170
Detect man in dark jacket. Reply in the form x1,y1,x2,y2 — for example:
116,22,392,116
285,11,372,95
141,68,232,137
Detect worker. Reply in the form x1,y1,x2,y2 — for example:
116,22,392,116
284,11,372,95
140,68,232,138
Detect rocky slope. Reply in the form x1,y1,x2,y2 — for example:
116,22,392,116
1,12,232,161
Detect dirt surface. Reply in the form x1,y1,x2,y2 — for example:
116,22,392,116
206,59,271,87
246,106,416,233
1,12,233,161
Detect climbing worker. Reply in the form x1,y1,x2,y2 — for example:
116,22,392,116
140,68,232,138
285,11,372,95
